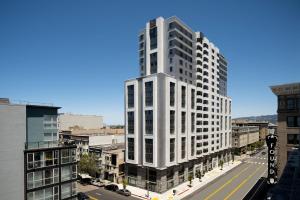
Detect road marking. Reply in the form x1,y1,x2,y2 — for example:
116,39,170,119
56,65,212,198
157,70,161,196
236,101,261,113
204,165,251,200
96,192,102,196
224,165,263,200
88,195,99,200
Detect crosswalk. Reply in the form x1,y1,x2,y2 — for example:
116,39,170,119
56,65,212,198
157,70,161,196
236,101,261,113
244,160,267,165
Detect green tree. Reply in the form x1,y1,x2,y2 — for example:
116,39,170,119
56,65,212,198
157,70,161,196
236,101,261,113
78,153,100,177
188,174,193,186
123,178,128,189
220,160,224,170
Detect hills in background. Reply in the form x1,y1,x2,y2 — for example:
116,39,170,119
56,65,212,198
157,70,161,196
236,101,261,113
233,114,277,124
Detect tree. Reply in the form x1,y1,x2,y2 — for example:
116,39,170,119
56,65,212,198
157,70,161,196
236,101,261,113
220,160,224,170
123,178,128,189
196,170,202,182
188,174,193,187
78,153,100,177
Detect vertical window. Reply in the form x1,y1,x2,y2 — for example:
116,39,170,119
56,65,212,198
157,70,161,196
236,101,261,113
150,53,158,74
170,82,175,106
225,133,227,146
127,112,134,134
181,112,186,133
191,113,195,132
145,81,153,106
191,89,195,109
191,136,195,156
181,86,186,108
128,138,134,160
170,110,175,134
181,137,186,159
150,25,157,49
287,98,296,110
287,134,300,144
127,85,134,108
170,139,175,162
221,133,223,147
145,139,153,163
145,110,153,134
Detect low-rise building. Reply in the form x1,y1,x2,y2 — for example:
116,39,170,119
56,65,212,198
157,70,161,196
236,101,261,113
89,144,125,183
0,98,77,200
58,113,103,131
232,125,260,154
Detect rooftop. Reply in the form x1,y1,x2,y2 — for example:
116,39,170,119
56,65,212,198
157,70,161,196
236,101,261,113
270,82,300,96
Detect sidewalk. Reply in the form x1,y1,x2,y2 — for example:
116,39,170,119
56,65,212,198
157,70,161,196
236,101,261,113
117,161,242,200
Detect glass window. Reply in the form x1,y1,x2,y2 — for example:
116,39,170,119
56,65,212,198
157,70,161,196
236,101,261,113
150,26,157,49
170,139,175,162
127,85,134,108
128,138,134,160
191,136,195,156
287,134,300,145
170,82,175,106
181,86,186,108
170,111,175,134
145,110,153,134
145,139,153,163
287,98,296,110
127,112,134,134
150,53,157,74
181,112,186,133
145,81,153,106
181,137,186,159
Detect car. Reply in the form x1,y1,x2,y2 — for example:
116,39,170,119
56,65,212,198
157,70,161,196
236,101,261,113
105,184,119,191
91,179,105,187
262,151,267,155
117,189,132,196
77,192,90,200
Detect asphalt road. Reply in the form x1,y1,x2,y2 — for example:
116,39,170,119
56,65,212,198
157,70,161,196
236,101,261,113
183,150,268,200
86,187,139,200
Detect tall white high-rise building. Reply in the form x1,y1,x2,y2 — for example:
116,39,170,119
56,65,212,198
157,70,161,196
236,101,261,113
124,16,232,193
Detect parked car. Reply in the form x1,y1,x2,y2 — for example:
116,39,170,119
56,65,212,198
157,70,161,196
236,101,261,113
77,192,90,200
105,184,119,191
117,189,132,196
91,179,105,187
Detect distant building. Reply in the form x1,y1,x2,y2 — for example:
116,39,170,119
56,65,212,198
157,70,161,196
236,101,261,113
232,120,274,142
89,144,125,183
58,113,103,131
232,125,260,154
0,98,77,200
60,132,124,158
270,82,300,177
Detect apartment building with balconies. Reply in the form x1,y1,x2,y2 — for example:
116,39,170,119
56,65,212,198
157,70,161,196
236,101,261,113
0,98,77,200
124,17,232,193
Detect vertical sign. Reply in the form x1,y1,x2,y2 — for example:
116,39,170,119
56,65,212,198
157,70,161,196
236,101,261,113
266,134,278,184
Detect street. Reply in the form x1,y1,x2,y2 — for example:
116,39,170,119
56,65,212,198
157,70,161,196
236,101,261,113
86,187,139,200
183,150,267,200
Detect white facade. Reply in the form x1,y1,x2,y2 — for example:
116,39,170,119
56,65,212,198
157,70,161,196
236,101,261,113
125,16,232,192
58,113,103,131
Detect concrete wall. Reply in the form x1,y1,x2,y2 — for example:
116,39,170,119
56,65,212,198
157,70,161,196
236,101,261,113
58,113,103,131
0,104,26,200
89,135,124,146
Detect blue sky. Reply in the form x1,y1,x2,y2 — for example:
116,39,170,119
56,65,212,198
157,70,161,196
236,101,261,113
0,0,299,125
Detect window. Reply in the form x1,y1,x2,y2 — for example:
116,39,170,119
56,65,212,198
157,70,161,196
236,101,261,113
191,136,195,156
128,138,134,160
145,110,153,134
145,81,153,106
181,112,186,133
127,112,134,134
170,111,175,134
287,134,300,145
287,116,300,127
170,82,175,106
287,98,296,110
150,53,157,74
191,89,195,109
191,113,195,132
127,85,134,108
181,86,186,108
150,26,157,49
170,139,175,162
145,139,153,163
181,137,186,159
